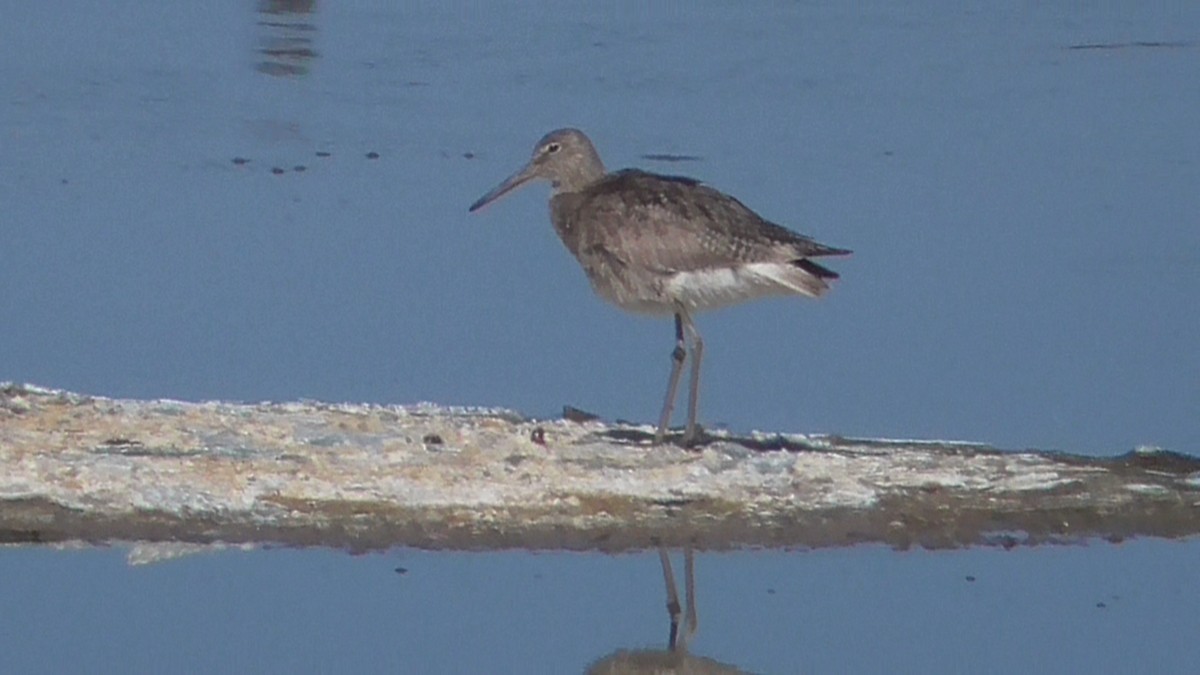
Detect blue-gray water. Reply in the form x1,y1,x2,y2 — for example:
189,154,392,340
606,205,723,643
2,2,1198,673
2,543,1198,674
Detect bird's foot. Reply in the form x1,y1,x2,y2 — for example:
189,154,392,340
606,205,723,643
649,425,704,449
680,425,704,449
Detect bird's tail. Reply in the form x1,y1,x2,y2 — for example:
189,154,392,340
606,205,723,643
746,259,841,298
794,258,840,280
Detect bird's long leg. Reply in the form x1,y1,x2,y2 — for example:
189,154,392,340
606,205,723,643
655,313,687,444
681,312,703,447
658,547,682,651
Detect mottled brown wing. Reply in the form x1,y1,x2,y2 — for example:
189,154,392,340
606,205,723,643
574,170,849,274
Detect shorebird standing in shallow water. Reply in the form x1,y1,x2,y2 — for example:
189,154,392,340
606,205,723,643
469,128,850,446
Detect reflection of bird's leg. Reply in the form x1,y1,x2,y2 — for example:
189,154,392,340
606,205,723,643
681,311,703,447
658,547,683,650
683,546,698,645
655,313,688,444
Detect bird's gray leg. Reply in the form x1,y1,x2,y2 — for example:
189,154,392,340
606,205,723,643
658,547,683,651
655,313,687,444
681,312,703,447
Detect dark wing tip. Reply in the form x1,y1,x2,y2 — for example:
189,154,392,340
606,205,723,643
793,258,841,280
811,243,852,257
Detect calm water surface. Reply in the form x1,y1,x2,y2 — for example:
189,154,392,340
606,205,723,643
2,543,1199,674
2,2,1198,673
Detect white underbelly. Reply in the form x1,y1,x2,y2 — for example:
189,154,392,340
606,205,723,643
663,264,798,312
586,261,821,316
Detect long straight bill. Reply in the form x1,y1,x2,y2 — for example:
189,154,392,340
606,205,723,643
469,162,537,212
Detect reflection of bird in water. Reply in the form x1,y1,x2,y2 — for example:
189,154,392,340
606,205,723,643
255,0,319,77
470,129,849,447
585,548,749,674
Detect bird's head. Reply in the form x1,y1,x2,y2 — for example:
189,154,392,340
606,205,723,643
469,128,606,212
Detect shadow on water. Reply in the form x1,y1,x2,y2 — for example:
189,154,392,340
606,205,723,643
256,0,319,77
585,548,750,674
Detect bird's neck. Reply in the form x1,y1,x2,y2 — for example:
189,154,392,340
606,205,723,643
551,159,606,195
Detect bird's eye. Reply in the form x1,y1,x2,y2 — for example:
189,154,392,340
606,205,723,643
546,142,561,154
